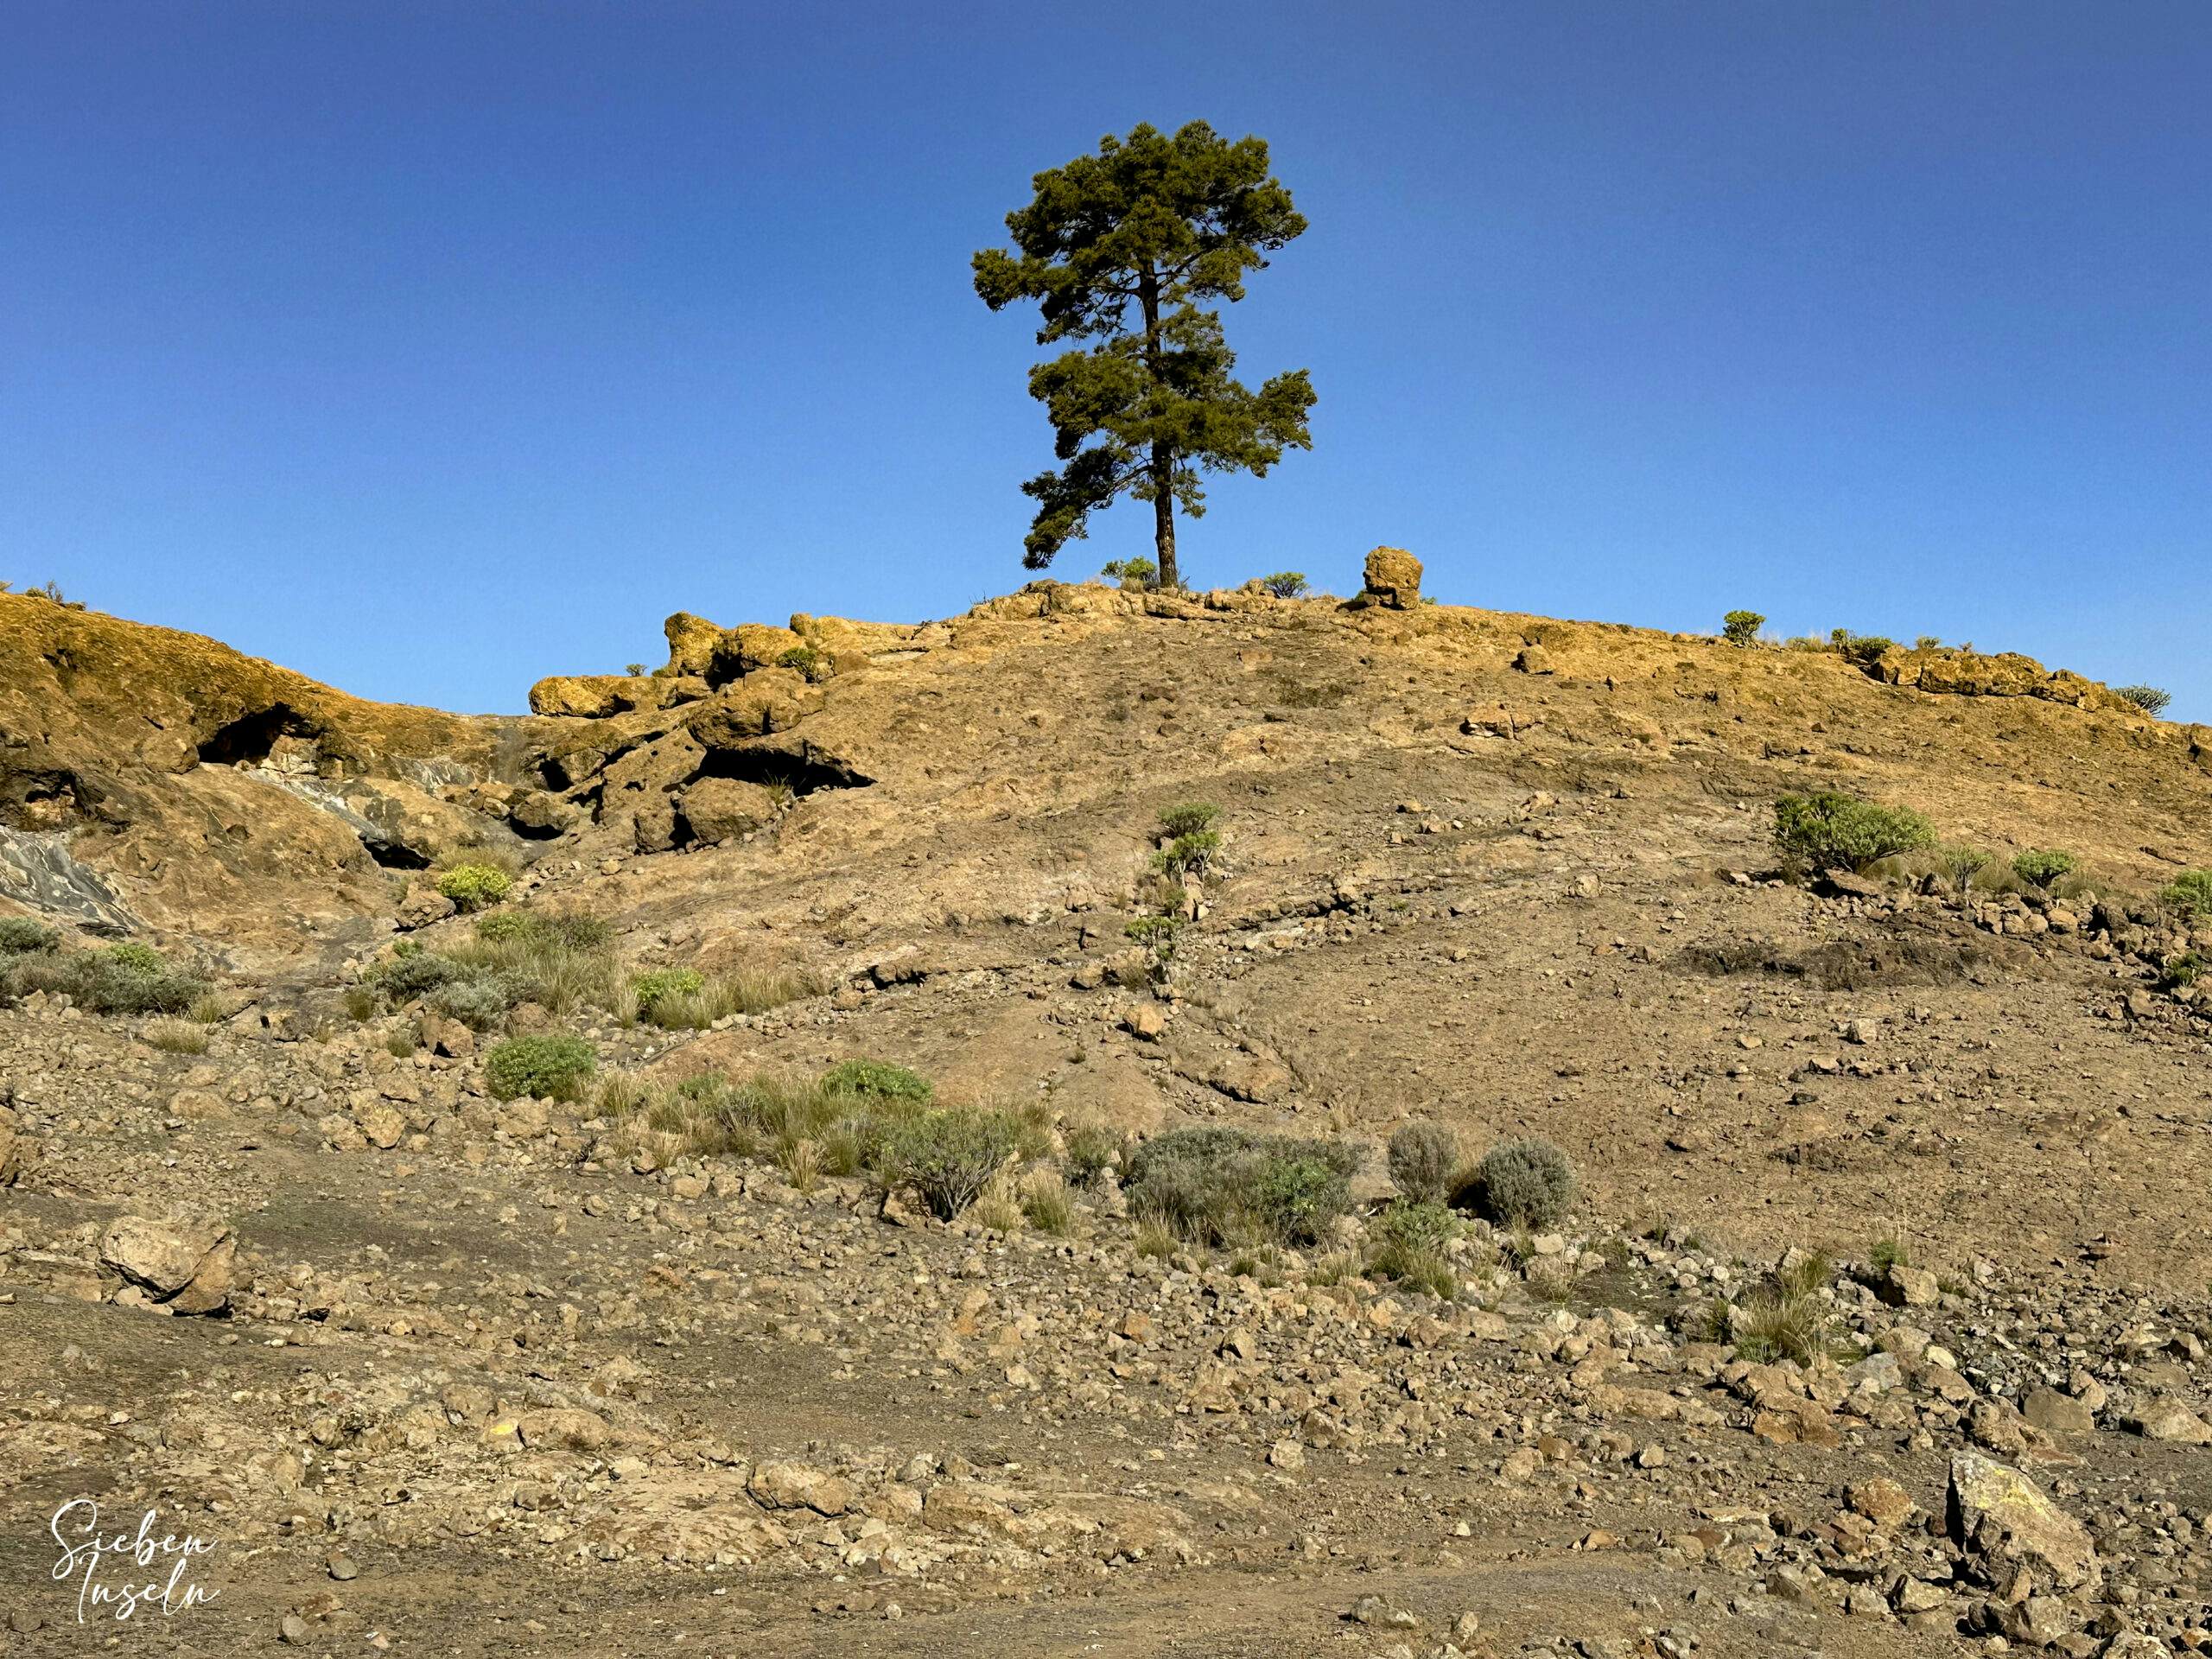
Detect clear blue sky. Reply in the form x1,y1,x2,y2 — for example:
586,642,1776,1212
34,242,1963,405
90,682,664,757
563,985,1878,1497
4,3,2207,719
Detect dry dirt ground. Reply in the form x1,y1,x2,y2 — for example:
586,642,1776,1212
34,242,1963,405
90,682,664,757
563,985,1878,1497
3,575,2212,1657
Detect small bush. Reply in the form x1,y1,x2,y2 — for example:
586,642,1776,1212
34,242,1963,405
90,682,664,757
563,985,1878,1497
5,943,211,1015
2159,870,2212,921
2012,849,2078,889
1829,629,1896,666
1123,1126,1361,1248
1369,1198,1460,1299
1386,1122,1461,1205
1772,792,1936,873
1020,1171,1075,1235
1474,1138,1576,1229
822,1058,934,1103
880,1106,1020,1221
1152,830,1220,880
777,644,834,683
1716,1252,1835,1366
437,863,513,911
1101,556,1158,591
2115,684,2171,716
632,968,705,1014
1157,802,1219,839
2160,952,2203,991
1060,1122,1119,1187
427,973,526,1030
484,1033,597,1102
1936,844,1990,895
1914,635,1942,652
1258,572,1309,599
1720,610,1764,646
144,1018,210,1055
0,918,59,956
639,963,820,1028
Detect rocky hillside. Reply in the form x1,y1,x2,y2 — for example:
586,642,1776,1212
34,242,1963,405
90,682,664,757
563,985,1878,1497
4,556,2212,1657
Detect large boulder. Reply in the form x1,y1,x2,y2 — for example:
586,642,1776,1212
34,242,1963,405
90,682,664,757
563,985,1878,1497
663,611,725,677
681,778,780,843
1360,547,1422,609
686,671,822,747
1947,1452,2099,1592
100,1213,236,1314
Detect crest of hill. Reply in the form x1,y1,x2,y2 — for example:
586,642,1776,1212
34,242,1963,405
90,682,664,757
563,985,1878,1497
0,573,2206,962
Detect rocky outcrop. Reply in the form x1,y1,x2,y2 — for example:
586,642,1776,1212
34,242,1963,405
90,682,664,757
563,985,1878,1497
1358,546,1422,609
100,1212,236,1314
527,673,708,719
1871,645,2136,715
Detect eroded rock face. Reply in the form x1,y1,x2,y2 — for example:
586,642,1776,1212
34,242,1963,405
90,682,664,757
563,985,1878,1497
662,611,725,677
1361,546,1422,609
100,1212,236,1314
1872,645,2134,714
686,671,822,746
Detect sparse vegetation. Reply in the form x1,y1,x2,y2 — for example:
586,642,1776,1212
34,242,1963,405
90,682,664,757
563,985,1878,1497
436,862,513,911
144,1017,211,1054
1152,830,1220,880
483,1033,597,1102
2115,684,2171,716
631,968,704,1016
0,918,59,956
2012,849,2079,889
1122,1126,1360,1248
1059,1121,1119,1187
822,1058,934,1103
880,1106,1022,1221
1386,1121,1462,1205
1367,1198,1461,1299
1258,572,1309,598
777,644,834,683
1101,557,1159,590
1829,629,1897,667
1020,1171,1076,1235
1157,802,1219,839
1720,609,1764,646
1124,914,1185,986
1710,1251,1836,1366
2160,869,2212,921
1772,791,1936,873
1474,1138,1576,1229
1937,844,1991,896
2,940,210,1015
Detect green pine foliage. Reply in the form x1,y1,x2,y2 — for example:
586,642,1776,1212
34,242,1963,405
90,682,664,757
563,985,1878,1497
974,122,1315,588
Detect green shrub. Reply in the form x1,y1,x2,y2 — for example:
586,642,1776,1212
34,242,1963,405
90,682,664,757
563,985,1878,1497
880,1106,1020,1221
1828,629,1897,666
1157,802,1219,839
821,1058,934,1103
2012,849,2078,888
1475,1138,1576,1228
2115,684,2171,716
484,1033,597,1102
427,973,526,1030
1124,914,1185,983
1713,1251,1835,1366
1369,1198,1461,1298
1101,556,1158,591
1152,830,1221,880
1258,572,1309,599
437,863,513,911
0,918,58,955
106,942,165,976
2160,952,2203,991
632,968,705,1013
1914,635,1942,652
777,644,834,683
3,945,209,1014
1720,610,1764,646
2159,870,2212,921
1386,1122,1462,1205
1937,844,1990,895
1772,792,1936,873
370,950,466,1001
1122,1126,1361,1248
1060,1122,1120,1187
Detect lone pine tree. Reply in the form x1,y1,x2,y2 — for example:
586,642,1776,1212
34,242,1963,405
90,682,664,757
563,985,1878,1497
974,121,1315,590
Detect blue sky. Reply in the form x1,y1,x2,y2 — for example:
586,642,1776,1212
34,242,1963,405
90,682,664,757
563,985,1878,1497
4,3,2207,718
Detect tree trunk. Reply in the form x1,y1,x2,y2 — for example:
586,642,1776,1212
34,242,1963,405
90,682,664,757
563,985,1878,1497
1139,270,1179,590
1151,448,1178,589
